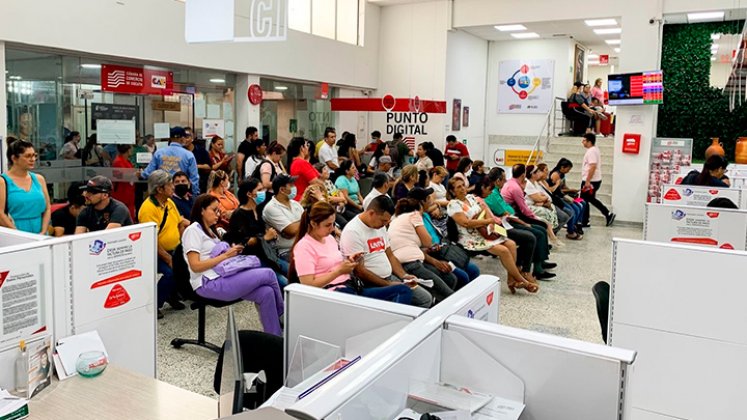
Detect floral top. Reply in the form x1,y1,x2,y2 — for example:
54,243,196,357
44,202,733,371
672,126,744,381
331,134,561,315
447,194,506,251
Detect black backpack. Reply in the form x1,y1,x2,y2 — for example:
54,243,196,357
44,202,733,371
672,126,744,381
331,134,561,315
249,159,276,182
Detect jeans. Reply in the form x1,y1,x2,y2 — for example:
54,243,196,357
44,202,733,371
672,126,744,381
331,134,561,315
275,258,290,289
580,181,610,223
561,201,584,234
157,253,176,309
452,262,480,289
556,206,571,232
401,261,456,303
387,275,432,308
336,283,413,304
507,228,536,273
512,224,549,272
196,268,284,336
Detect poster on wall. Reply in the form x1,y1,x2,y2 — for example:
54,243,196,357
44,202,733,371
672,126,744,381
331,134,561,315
203,119,225,138
0,248,48,349
497,60,555,114
463,107,470,128
647,138,693,203
452,99,462,131
573,44,585,84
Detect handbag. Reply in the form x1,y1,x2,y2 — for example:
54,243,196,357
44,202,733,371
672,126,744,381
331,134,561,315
210,241,261,277
432,243,470,269
474,210,507,241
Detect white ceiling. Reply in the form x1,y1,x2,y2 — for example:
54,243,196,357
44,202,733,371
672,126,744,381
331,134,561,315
461,18,622,59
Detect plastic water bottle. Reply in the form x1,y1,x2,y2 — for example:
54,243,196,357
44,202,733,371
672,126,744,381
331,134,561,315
15,340,27,397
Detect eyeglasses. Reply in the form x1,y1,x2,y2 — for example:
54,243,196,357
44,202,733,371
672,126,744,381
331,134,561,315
21,153,38,159
209,206,222,214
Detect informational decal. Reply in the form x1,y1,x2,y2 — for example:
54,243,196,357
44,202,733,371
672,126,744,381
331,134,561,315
203,119,226,138
97,119,136,144
647,137,693,203
461,290,497,323
101,65,173,95
644,204,747,250
498,60,554,114
0,248,48,348
661,184,742,208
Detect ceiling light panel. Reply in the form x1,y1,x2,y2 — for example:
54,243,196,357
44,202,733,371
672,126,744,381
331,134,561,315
494,24,527,32
605,39,622,45
585,19,617,27
511,32,540,39
687,11,725,22
594,28,622,35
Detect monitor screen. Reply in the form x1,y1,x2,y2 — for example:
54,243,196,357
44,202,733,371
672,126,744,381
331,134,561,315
218,307,244,417
608,70,663,105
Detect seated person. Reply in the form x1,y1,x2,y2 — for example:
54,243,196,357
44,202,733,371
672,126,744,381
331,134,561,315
388,196,457,303
75,176,133,233
262,174,304,263
467,160,486,189
340,195,433,308
207,170,239,229
362,172,391,211
312,162,348,215
681,155,729,187
171,171,195,219
224,179,287,288
291,201,412,304
182,194,283,336
51,183,85,236
393,165,419,201
334,160,364,215
377,155,395,178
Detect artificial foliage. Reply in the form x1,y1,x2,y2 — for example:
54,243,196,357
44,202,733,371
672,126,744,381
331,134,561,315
658,21,746,159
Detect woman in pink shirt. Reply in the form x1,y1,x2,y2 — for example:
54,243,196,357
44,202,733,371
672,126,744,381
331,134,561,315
290,202,412,303
591,78,605,104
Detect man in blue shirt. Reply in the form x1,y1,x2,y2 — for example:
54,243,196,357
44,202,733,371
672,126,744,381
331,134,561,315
141,126,200,194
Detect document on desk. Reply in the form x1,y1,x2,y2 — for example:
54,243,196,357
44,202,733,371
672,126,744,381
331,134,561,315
0,389,28,420
408,381,492,413
55,331,109,379
473,395,525,420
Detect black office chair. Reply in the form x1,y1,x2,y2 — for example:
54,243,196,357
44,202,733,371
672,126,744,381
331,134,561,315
592,281,610,344
171,244,241,354
213,330,284,409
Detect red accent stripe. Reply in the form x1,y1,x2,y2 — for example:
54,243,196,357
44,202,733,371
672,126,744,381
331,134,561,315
331,98,447,113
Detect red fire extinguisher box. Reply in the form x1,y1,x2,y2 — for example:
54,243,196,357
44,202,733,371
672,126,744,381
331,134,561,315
622,133,641,154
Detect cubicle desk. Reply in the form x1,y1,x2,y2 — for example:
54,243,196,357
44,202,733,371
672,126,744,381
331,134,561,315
28,366,216,419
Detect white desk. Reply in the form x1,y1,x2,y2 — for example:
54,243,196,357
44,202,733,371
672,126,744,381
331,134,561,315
28,366,216,419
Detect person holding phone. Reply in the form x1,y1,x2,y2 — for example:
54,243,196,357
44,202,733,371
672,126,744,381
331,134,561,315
290,202,412,304
208,136,234,173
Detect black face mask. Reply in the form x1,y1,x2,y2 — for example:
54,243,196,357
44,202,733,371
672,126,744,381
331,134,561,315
174,184,190,197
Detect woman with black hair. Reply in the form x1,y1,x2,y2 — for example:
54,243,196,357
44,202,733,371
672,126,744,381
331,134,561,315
334,160,364,214
452,157,474,192
337,133,362,169
0,140,51,234
81,134,108,166
681,155,729,187
288,137,321,201
546,158,587,236
367,141,390,175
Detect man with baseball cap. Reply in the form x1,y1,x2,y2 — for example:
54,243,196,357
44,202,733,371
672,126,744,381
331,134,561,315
262,174,304,263
141,126,200,195
376,155,395,178
75,175,133,233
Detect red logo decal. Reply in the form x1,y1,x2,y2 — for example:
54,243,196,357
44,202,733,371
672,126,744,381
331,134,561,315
486,292,494,306
720,243,735,250
104,284,131,308
0,271,9,289
675,177,683,184
367,237,386,253
709,190,719,195
663,189,681,200
706,212,719,218
91,269,142,289
671,237,719,246
128,232,141,241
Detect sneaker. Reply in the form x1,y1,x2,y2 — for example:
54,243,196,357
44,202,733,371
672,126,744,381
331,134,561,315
606,213,617,227
580,222,591,228
542,261,557,270
576,226,585,235
566,232,583,240
168,299,186,310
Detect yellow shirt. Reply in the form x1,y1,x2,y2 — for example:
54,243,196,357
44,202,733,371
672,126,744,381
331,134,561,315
138,196,181,251
314,139,325,158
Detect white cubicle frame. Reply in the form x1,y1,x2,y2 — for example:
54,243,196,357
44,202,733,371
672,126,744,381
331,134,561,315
0,226,47,247
660,184,745,208
609,238,747,420
643,203,747,250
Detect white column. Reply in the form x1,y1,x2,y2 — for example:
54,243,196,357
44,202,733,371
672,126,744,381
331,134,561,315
0,41,6,173
611,3,663,223
235,73,261,153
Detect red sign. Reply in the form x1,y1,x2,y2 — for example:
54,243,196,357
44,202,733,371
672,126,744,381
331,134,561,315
663,189,681,201
104,284,131,309
622,133,641,154
332,97,447,113
600,55,609,65
101,65,173,95
320,82,329,99
248,84,263,105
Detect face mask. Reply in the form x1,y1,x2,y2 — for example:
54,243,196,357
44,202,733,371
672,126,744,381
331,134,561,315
174,184,189,197
255,190,266,205
288,186,297,201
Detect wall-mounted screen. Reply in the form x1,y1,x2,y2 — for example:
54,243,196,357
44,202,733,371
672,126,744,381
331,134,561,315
608,70,663,105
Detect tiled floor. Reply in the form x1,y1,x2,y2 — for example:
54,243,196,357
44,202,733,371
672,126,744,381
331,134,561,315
156,223,643,397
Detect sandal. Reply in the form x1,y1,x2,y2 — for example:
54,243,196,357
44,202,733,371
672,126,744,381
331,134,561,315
566,232,583,240
508,277,539,294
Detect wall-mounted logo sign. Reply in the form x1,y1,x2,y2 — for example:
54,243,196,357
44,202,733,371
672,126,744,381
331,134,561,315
248,84,263,105
101,65,173,95
185,0,288,43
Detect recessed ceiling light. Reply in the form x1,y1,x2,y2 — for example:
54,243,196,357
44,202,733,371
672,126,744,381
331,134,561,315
81,64,101,69
494,24,527,32
588,54,600,59
511,32,540,39
605,39,621,45
593,28,622,35
274,86,288,91
614,47,621,53
711,34,721,40
688,11,725,22
585,19,617,27
209,78,225,83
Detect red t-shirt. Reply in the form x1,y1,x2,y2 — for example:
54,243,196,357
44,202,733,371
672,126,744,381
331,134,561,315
444,142,470,171
111,155,136,220
289,158,319,201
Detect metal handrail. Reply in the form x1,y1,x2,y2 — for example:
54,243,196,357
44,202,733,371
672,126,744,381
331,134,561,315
526,97,564,165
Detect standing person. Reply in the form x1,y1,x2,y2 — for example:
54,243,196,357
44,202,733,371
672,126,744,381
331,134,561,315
288,137,321,201
141,127,200,194
580,133,615,226
59,131,81,160
207,170,239,229
423,141,445,168
208,136,233,174
51,183,86,236
337,133,362,169
182,194,283,336
415,143,434,172
236,126,259,181
143,134,157,154
138,170,188,318
290,202,413,304
444,135,470,176
364,130,384,153
318,127,339,172
171,171,195,219
340,195,433,308
75,176,133,233
0,140,51,234
81,134,107,167
111,144,136,220
252,141,287,202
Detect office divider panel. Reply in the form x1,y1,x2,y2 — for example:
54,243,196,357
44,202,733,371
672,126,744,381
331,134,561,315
445,316,635,420
610,239,747,419
0,226,46,247
643,203,747,250
660,184,744,208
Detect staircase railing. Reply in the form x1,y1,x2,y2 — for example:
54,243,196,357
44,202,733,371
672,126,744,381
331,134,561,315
526,97,564,165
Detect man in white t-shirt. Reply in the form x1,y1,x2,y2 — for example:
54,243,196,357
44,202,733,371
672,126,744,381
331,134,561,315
580,133,615,227
262,174,304,258
318,127,339,171
340,195,432,308
362,173,391,210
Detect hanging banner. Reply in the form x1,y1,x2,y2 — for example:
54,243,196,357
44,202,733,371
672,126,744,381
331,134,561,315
498,60,554,114
101,64,173,95
644,203,747,250
661,184,743,208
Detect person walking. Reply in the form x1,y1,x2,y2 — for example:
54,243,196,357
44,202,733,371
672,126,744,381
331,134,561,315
580,133,615,227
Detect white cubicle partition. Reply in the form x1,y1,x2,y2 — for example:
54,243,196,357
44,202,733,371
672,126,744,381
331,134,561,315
660,184,744,208
443,316,635,420
643,203,747,250
609,239,747,420
0,226,47,247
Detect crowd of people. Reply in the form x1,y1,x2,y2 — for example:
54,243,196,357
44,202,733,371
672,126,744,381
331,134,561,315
0,126,616,333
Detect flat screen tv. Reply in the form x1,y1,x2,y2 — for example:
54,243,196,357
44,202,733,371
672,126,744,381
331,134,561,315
607,70,663,105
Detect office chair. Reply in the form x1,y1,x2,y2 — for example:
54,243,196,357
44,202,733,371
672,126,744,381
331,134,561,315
592,281,610,344
171,244,241,354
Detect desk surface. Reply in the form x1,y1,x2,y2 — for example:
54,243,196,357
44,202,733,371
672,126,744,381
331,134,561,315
28,365,216,419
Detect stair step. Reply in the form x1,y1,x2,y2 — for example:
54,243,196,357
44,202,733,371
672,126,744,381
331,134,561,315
547,144,614,156
549,135,616,146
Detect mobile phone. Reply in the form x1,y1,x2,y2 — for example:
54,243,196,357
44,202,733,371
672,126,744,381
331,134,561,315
348,252,364,262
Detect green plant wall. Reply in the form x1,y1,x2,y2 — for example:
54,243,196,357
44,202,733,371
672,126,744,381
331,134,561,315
658,21,747,159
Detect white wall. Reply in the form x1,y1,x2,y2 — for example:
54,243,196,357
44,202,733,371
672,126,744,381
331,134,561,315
486,38,574,138
710,61,732,89
587,65,613,91
445,29,488,162
0,0,380,89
